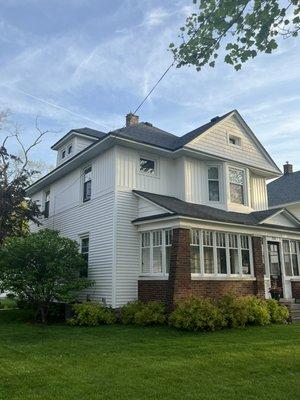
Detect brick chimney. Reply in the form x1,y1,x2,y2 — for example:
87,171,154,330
126,113,139,127
283,161,293,175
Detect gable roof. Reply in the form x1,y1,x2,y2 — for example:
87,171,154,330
132,190,300,231
51,127,106,150
268,170,300,207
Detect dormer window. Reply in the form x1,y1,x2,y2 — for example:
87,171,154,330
68,145,72,154
61,149,66,159
228,134,241,147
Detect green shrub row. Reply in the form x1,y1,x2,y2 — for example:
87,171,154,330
67,295,289,330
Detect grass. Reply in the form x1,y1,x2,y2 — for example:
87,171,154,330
0,310,299,400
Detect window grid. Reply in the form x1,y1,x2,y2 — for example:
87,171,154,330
283,239,300,277
208,166,220,202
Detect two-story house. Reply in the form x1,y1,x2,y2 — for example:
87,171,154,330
27,110,300,307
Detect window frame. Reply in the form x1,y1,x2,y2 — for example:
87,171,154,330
207,165,221,203
44,189,50,219
228,166,247,206
82,165,92,203
140,229,173,276
68,144,73,155
79,234,90,278
138,155,159,177
283,239,300,277
227,133,242,147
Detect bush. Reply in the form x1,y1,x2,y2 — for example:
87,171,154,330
267,299,289,324
0,298,17,310
169,297,226,332
67,302,116,326
239,296,270,326
218,293,249,328
120,301,166,326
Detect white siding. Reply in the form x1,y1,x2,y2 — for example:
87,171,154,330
264,213,298,228
287,204,300,219
137,197,167,219
75,136,95,153
187,114,276,172
251,174,268,211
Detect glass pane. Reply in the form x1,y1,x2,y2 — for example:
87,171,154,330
83,180,91,201
191,230,200,245
292,254,299,276
140,158,155,174
230,183,244,204
203,231,213,246
204,247,214,273
209,180,220,201
290,241,297,254
284,254,292,276
81,238,89,253
228,234,238,248
142,232,150,248
241,235,249,249
141,248,150,273
153,231,162,247
153,247,162,273
165,230,173,246
229,168,244,185
84,167,92,182
166,246,171,274
208,167,219,180
229,249,239,274
216,232,226,247
217,248,227,274
242,250,251,274
191,246,200,273
283,240,290,253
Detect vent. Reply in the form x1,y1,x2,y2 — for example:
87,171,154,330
210,116,219,122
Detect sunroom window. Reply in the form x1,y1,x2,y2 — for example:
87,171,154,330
140,229,172,275
283,240,299,276
203,231,214,274
216,232,226,274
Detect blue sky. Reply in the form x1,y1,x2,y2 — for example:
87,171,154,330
0,0,299,171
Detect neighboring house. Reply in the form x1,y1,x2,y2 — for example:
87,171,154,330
268,164,300,219
26,110,300,307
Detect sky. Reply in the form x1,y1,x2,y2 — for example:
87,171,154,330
0,0,299,171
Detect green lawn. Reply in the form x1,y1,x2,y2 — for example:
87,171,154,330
0,311,299,400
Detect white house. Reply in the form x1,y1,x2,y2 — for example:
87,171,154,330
27,110,300,308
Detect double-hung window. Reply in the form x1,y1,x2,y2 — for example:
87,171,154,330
216,232,226,274
44,190,50,218
140,229,172,275
228,234,239,274
283,240,299,276
203,231,214,274
229,168,245,205
83,166,92,202
191,230,201,273
241,235,251,274
208,166,220,202
80,236,89,278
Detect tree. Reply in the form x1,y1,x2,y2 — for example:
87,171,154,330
169,0,300,71
0,229,92,323
0,111,52,244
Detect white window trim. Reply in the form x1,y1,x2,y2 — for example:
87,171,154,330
191,229,254,278
207,165,221,204
81,164,92,204
283,239,300,277
227,165,249,206
137,154,160,178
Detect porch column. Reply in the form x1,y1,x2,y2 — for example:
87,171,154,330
167,228,191,310
252,236,265,298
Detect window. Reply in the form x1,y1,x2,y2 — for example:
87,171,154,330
208,166,220,202
228,234,239,274
44,190,50,218
203,231,214,274
61,149,66,159
216,232,227,274
83,166,92,202
229,168,245,205
283,240,299,276
228,135,241,146
68,145,72,154
241,235,251,274
140,229,172,275
140,157,156,175
80,237,89,278
191,230,200,273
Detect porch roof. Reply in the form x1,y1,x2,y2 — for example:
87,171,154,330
132,190,300,232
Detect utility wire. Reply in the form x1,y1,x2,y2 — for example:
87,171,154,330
133,61,175,115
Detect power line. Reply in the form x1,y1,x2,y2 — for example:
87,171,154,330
133,61,175,115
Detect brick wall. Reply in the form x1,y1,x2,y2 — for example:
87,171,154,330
138,280,168,303
291,281,300,299
252,236,265,298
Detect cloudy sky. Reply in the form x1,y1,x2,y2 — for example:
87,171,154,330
0,0,299,171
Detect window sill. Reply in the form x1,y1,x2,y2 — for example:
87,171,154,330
139,275,169,280
191,274,256,281
137,171,160,179
288,276,300,281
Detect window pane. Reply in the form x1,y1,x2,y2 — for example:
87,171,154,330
229,249,239,274
83,180,91,202
242,250,251,274
230,183,244,204
204,247,214,273
191,230,200,245
292,254,299,276
140,158,155,174
80,238,89,278
284,254,292,276
216,232,226,247
241,235,249,249
228,234,238,248
283,240,290,253
203,231,213,246
153,231,162,246
141,248,150,273
191,246,200,273
229,168,244,185
84,167,92,182
209,180,220,201
208,167,219,180
217,248,227,274
153,247,162,273
165,230,173,246
290,241,297,254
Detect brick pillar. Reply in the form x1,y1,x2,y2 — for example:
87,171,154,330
252,236,265,298
167,228,191,310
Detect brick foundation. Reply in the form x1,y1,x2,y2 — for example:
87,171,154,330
291,281,300,299
138,231,265,304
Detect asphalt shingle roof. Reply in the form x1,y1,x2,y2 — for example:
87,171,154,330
268,171,300,207
132,190,299,231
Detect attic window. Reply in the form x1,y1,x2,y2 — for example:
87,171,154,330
68,145,72,154
228,135,241,147
140,157,156,175
61,149,66,159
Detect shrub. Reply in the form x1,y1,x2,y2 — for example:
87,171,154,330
134,301,166,326
67,302,116,326
218,293,249,328
120,301,166,326
239,296,270,326
169,297,226,332
267,299,289,324
0,298,17,310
